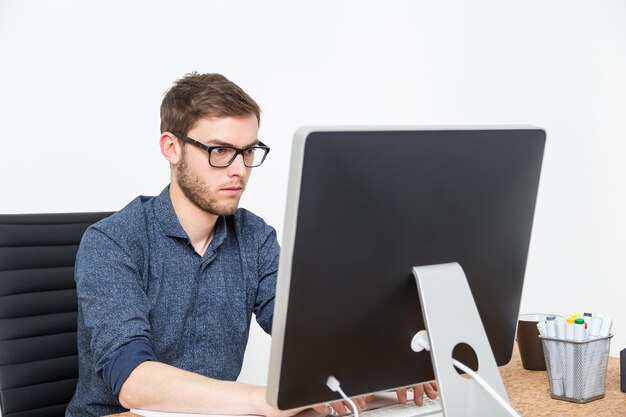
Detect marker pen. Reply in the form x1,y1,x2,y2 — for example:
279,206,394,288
544,316,564,396
571,318,586,399
599,317,613,337
589,314,603,340
566,318,575,340
545,315,556,338
580,316,594,398
564,317,576,398
583,312,592,339
574,318,585,341
587,316,613,399
537,321,547,338
555,317,566,340
554,316,567,396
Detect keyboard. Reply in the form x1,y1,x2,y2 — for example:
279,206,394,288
358,398,442,417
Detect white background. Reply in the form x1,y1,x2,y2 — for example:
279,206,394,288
1,0,624,388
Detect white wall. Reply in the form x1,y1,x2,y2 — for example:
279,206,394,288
1,0,624,387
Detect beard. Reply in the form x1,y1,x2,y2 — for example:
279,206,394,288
175,156,245,216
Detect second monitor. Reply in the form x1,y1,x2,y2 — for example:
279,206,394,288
267,126,546,410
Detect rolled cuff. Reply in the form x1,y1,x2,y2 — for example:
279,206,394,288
102,339,157,396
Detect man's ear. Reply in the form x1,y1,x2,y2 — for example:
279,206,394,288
160,132,183,164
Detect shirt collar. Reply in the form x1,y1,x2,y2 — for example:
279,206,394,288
153,185,188,239
152,185,229,250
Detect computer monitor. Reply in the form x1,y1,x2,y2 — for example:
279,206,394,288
267,126,546,410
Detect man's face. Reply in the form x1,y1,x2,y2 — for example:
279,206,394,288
174,115,259,216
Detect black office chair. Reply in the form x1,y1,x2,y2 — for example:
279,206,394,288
0,212,113,417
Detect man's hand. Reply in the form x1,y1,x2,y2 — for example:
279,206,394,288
312,395,373,416
395,382,438,406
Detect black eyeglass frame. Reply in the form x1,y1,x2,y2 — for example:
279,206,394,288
172,132,270,168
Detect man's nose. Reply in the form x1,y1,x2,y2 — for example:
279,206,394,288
227,153,247,176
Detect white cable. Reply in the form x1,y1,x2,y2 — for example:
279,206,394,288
452,359,521,417
326,376,360,417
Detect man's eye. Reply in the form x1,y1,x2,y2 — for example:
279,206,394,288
214,147,230,155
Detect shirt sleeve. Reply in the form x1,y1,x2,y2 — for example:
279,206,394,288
103,339,156,395
75,225,157,395
254,224,280,334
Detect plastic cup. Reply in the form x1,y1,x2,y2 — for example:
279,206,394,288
517,313,548,371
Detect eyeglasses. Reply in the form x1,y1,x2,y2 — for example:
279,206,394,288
172,132,270,168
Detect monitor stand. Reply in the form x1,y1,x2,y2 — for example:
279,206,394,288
412,262,513,417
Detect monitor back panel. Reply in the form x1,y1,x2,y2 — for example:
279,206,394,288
269,127,546,409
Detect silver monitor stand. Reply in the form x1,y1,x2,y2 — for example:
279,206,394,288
412,263,514,417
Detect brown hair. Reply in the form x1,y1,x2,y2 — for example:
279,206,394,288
160,72,260,134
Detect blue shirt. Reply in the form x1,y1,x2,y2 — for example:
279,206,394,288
66,186,279,417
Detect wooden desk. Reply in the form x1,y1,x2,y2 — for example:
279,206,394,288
109,344,624,417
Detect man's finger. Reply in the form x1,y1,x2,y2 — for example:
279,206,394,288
353,397,366,411
313,405,330,416
424,382,439,399
396,388,408,404
330,400,348,416
412,385,425,406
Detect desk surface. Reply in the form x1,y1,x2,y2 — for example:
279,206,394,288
109,344,624,417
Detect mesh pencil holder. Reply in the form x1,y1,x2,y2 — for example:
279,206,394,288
539,335,613,403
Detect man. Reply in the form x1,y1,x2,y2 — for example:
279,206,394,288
66,73,437,416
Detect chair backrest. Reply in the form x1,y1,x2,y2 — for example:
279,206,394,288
0,212,113,417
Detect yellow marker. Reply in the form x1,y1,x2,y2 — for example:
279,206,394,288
566,317,575,339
